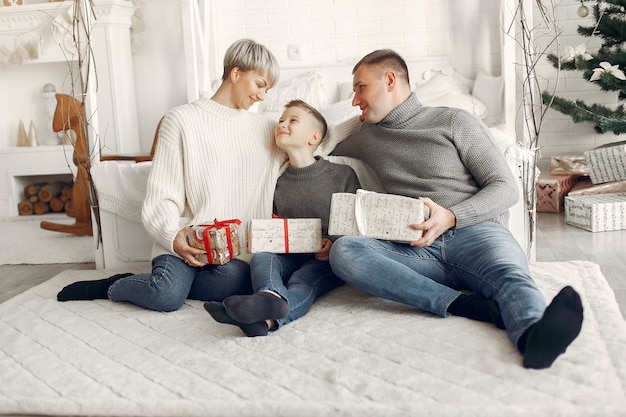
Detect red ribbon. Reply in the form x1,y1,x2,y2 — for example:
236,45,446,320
272,214,289,253
199,218,241,264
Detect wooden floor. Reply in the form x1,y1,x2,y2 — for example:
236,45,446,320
0,212,624,319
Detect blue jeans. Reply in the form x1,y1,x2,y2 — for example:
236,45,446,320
250,252,344,328
329,222,546,346
108,254,252,312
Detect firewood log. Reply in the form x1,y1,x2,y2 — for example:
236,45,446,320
24,182,45,199
34,202,50,215
18,200,34,216
38,181,66,203
49,197,65,213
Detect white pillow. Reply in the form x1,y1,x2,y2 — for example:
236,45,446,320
472,70,504,126
321,99,361,126
414,72,487,119
338,81,355,101
259,71,330,113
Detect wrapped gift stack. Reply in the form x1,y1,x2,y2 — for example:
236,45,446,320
546,140,626,232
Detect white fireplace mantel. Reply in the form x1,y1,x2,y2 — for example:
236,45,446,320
0,0,140,217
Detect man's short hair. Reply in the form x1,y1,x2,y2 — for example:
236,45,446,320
352,49,410,86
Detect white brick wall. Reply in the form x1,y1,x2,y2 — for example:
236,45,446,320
211,0,501,77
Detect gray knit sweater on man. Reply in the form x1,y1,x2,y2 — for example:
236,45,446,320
273,156,360,237
332,93,517,229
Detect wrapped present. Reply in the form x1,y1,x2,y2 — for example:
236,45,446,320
186,219,241,264
584,140,626,184
565,193,626,232
328,190,426,242
536,173,579,213
550,154,589,176
247,218,322,254
568,178,626,196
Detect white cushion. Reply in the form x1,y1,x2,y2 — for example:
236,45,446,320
259,71,330,113
472,70,504,126
414,72,487,119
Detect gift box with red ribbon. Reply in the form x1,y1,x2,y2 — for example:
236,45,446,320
186,219,242,264
247,217,322,254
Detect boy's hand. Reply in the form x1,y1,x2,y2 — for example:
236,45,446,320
409,197,456,248
173,226,206,267
315,238,333,261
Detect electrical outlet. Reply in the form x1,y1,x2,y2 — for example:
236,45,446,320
287,44,302,61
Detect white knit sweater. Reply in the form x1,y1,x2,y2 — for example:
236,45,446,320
141,98,286,262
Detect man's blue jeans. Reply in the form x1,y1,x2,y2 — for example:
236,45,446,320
329,222,546,347
250,253,344,328
108,254,252,312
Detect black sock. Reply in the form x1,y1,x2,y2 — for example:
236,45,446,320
448,293,505,329
223,292,289,324
57,273,132,302
520,286,583,369
203,302,269,337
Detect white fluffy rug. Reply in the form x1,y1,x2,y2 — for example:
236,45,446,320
0,216,95,265
0,261,625,417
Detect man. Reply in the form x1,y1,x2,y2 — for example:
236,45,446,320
329,49,583,369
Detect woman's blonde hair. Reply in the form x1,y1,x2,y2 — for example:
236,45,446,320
222,38,280,88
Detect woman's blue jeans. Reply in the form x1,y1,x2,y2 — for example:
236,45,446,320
328,222,546,347
108,254,252,312
250,252,344,328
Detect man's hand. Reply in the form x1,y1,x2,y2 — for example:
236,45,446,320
315,238,333,261
173,226,206,267
408,197,456,248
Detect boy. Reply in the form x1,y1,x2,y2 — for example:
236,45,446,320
204,100,361,336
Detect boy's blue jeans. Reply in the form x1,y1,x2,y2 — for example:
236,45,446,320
108,254,252,311
250,252,344,328
329,222,546,347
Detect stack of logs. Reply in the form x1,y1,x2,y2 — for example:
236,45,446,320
18,181,75,216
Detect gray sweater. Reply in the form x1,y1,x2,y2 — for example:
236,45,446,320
273,157,361,237
332,93,517,229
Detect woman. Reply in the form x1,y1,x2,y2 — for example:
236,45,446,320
57,38,286,311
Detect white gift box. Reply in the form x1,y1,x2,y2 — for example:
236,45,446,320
584,140,626,184
564,192,626,232
247,218,322,254
328,190,426,242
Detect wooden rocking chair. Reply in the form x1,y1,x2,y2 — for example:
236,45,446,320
40,93,161,236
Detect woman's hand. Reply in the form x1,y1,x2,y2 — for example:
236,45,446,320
408,197,456,248
315,238,333,261
173,226,206,267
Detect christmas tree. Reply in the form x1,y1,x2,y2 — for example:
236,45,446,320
543,0,626,134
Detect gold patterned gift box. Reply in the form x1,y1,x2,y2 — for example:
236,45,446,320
536,173,580,213
186,219,241,264
565,193,626,232
550,154,590,176
247,218,322,254
328,190,426,242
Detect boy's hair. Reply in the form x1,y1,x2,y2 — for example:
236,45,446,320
284,99,328,144
222,38,280,88
352,49,410,86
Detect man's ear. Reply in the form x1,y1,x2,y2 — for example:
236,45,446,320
385,71,397,91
